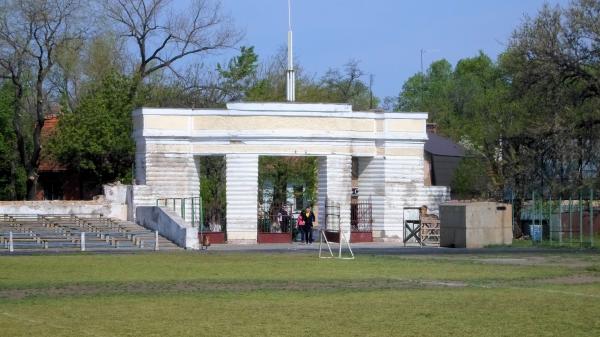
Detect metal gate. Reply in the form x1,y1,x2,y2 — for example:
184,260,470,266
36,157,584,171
350,196,373,242
257,202,294,243
351,196,373,233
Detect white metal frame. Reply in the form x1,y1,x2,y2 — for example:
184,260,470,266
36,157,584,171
318,229,354,260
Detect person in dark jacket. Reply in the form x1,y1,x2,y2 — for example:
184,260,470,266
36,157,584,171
300,206,315,244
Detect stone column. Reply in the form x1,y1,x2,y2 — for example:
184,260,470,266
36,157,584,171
382,155,427,241
356,156,385,240
226,154,259,244
141,152,200,198
317,155,352,238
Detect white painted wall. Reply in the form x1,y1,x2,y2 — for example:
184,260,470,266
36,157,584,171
357,157,385,236
226,154,259,244
316,155,352,236
0,201,126,220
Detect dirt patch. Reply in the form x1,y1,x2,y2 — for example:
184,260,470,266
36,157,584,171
474,256,593,268
0,278,467,301
538,274,600,285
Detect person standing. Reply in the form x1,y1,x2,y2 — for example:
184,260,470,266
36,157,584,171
300,206,315,244
296,212,305,242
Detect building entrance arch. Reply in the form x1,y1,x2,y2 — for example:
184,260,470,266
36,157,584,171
132,102,449,243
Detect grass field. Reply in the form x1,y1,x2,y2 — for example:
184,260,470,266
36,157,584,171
1,251,599,336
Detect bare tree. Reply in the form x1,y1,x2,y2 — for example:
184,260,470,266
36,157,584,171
0,0,87,199
104,0,241,98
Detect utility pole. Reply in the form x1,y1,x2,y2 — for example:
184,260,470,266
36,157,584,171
286,0,296,102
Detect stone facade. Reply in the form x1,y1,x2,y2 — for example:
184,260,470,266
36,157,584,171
132,102,450,243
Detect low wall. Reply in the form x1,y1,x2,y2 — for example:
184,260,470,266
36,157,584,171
0,200,127,219
136,206,199,250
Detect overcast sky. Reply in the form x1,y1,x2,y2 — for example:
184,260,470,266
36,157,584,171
215,0,569,100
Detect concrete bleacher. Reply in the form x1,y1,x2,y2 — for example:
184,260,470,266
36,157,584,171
0,214,181,252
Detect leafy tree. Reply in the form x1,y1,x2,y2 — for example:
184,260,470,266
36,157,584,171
199,156,226,229
0,82,26,199
259,157,318,209
246,51,377,110
0,0,87,199
142,46,259,108
216,46,259,101
319,60,378,110
503,0,600,195
49,72,135,192
396,53,514,197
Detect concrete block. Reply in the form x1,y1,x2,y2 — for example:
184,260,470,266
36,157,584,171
440,202,512,248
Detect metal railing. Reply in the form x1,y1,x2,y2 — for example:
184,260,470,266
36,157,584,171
257,202,295,233
156,197,202,229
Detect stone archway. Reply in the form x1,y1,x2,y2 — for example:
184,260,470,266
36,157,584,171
132,102,450,243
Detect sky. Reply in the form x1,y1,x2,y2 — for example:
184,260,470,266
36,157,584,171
213,0,570,101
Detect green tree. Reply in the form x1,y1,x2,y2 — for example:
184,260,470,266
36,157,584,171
0,0,87,199
396,53,514,197
503,0,600,194
246,54,377,110
49,72,135,191
200,156,226,229
0,82,26,199
258,157,318,209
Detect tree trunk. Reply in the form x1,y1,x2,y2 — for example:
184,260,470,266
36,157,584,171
26,175,37,200
8,159,17,200
25,75,46,200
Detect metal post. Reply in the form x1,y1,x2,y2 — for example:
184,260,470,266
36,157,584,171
199,197,204,230
191,197,195,228
339,231,343,258
540,195,544,244
9,231,14,253
181,199,185,221
199,197,204,244
590,188,594,248
579,192,583,247
81,232,86,252
532,191,536,244
511,191,515,236
569,196,573,244
549,196,553,245
154,231,159,251
559,197,562,245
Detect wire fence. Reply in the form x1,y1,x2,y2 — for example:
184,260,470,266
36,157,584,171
510,188,598,248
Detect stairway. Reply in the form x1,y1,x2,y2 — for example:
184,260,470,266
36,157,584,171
0,214,181,252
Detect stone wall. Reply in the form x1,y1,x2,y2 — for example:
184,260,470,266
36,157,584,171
0,184,130,219
136,206,199,249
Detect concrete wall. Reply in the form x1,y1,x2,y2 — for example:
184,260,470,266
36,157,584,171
317,155,352,236
136,206,199,249
440,202,512,248
0,200,126,219
0,183,131,219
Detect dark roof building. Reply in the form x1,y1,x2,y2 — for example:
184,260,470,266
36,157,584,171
424,125,465,188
